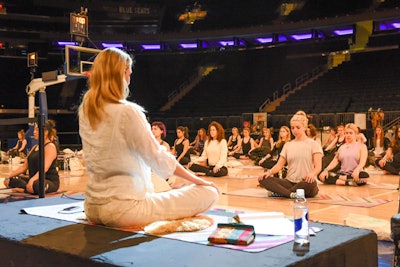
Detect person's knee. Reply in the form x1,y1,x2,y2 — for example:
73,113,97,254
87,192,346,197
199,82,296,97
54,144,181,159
324,174,339,185
214,167,228,177
9,176,26,189
259,177,272,190
307,186,319,197
199,185,219,205
189,163,201,172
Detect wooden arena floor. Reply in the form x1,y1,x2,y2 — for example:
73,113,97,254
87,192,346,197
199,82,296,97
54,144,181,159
1,157,399,231
0,157,397,266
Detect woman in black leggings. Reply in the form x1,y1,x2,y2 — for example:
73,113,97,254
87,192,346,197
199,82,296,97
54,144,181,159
4,120,59,195
376,125,400,175
188,121,228,177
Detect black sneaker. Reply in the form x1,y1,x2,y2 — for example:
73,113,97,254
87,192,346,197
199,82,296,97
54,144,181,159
268,191,284,198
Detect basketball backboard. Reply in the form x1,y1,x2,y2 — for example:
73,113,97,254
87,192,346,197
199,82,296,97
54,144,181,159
65,45,101,76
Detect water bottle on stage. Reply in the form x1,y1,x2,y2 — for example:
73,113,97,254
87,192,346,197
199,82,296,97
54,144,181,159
293,188,310,256
293,189,309,243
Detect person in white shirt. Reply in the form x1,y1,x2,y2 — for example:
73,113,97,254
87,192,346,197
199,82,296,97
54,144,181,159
356,126,367,144
79,48,219,228
188,121,228,177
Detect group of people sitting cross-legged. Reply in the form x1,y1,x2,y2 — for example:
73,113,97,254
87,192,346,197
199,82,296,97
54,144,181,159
165,109,391,199
7,47,398,233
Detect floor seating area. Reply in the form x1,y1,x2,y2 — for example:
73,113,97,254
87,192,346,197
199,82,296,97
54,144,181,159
0,156,397,266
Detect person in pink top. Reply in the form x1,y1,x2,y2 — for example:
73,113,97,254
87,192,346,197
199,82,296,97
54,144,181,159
319,123,369,186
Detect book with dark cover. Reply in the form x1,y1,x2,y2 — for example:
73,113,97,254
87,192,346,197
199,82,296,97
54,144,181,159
208,223,256,245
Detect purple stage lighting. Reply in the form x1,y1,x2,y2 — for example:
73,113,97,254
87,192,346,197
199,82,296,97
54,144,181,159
219,41,234,46
278,35,288,42
102,43,124,48
57,41,77,46
256,37,273,44
392,22,400,29
291,33,312,40
141,44,161,50
333,29,354,36
379,23,389,30
180,43,198,49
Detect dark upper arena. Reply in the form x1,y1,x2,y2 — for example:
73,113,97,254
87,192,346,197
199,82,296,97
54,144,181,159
0,0,399,148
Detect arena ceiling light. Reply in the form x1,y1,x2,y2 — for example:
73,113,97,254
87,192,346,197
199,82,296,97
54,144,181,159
376,21,400,30
102,43,124,48
333,29,354,35
392,22,400,29
256,37,273,44
291,33,312,40
218,41,234,46
180,43,198,49
141,44,161,50
277,35,288,42
57,41,78,46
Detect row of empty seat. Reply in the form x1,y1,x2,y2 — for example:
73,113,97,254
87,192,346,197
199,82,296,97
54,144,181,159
273,48,400,114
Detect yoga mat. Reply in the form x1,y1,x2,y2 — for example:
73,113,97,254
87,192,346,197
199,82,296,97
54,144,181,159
223,189,393,208
367,182,398,190
22,201,294,253
237,165,264,169
309,194,392,207
222,188,271,198
0,189,80,203
226,174,259,179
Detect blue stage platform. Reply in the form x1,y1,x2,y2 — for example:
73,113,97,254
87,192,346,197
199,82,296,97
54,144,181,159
0,195,378,267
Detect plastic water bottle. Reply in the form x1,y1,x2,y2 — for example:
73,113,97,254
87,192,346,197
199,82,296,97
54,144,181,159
293,189,309,245
63,157,70,177
8,156,12,172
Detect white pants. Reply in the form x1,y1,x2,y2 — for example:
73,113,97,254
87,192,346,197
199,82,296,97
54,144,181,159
84,184,219,228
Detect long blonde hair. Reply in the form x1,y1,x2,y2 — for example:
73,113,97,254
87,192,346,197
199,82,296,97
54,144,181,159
373,125,384,148
276,126,291,148
80,48,133,129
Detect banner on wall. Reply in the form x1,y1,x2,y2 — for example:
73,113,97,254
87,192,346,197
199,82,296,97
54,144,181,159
253,113,267,128
354,113,366,130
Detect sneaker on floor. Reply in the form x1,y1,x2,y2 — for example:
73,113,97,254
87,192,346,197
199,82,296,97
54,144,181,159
346,179,358,186
268,191,284,198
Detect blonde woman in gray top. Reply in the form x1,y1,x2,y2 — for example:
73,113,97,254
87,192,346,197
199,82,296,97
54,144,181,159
258,111,323,198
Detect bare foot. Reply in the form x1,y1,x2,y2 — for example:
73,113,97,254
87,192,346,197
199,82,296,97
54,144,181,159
12,188,25,193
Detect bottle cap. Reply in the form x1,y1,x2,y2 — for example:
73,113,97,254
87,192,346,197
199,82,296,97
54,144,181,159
296,189,305,197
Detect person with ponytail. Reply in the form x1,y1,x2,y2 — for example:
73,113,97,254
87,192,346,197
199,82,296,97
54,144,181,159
171,126,191,165
258,111,322,198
